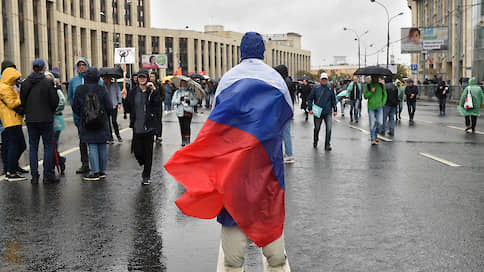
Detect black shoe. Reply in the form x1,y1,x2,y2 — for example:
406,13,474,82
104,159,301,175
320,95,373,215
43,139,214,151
117,136,123,142
313,142,317,148
324,145,332,151
98,172,106,179
350,117,353,122
60,163,66,176
107,139,115,144
43,175,60,183
76,166,90,174
31,175,39,184
6,173,27,182
156,137,163,144
16,167,29,174
142,177,151,185
83,173,100,181
355,120,359,123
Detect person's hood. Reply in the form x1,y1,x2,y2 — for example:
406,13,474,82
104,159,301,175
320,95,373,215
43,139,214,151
0,67,21,86
274,65,288,79
240,32,265,61
469,77,476,86
85,67,100,84
75,57,90,75
27,72,46,84
44,71,55,82
395,79,401,85
1,60,16,74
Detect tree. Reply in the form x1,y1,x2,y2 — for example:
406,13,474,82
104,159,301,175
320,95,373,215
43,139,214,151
394,64,409,81
296,70,318,81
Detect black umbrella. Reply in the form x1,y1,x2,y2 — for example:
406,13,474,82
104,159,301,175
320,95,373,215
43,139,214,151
100,67,123,79
297,75,312,81
189,73,204,80
354,66,393,76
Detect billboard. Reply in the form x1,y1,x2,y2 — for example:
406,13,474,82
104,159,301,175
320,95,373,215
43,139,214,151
141,54,168,69
114,48,136,64
401,27,449,53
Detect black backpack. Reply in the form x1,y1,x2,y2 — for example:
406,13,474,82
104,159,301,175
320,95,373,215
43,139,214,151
82,87,105,130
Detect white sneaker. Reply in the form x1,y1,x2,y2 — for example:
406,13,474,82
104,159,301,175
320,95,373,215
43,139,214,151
284,157,295,164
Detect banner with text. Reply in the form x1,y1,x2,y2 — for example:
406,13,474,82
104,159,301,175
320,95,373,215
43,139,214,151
141,54,168,69
401,27,449,53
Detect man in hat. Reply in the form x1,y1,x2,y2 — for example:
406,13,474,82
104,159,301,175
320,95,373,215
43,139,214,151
307,72,338,150
20,58,59,183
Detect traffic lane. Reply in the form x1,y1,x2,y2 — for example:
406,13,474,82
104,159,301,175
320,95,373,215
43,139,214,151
284,111,484,271
0,112,221,271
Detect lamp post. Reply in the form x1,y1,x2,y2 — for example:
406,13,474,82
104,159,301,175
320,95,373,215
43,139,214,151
343,28,369,68
370,0,403,68
364,43,374,66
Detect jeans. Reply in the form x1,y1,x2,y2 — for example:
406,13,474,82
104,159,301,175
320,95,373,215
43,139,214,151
133,133,154,179
349,99,360,121
314,113,332,146
407,100,416,120
88,143,107,174
382,106,396,135
283,122,293,157
27,122,55,177
3,125,26,174
53,130,66,170
368,107,383,141
397,100,403,117
465,116,478,130
339,98,345,114
108,107,121,140
164,95,172,111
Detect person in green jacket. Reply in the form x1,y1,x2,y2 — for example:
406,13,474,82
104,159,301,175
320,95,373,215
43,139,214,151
364,75,387,145
395,79,405,120
458,77,483,133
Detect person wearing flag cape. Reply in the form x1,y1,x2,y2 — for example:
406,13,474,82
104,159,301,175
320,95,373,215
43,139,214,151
165,32,292,271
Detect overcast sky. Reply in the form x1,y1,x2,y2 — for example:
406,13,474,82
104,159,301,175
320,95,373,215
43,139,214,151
151,0,412,68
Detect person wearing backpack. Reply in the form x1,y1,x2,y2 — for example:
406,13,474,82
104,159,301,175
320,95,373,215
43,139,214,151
72,67,112,181
20,59,59,184
458,77,483,133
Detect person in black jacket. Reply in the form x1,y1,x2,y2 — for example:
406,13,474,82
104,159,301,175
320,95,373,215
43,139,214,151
126,69,161,185
274,65,295,163
20,59,59,184
149,71,165,144
435,80,448,116
405,79,419,122
381,76,399,136
300,79,312,121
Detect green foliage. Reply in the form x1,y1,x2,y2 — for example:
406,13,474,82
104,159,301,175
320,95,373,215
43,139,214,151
394,64,409,81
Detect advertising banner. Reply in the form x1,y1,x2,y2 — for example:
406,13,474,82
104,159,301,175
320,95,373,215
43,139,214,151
401,27,449,53
141,54,168,69
114,48,136,64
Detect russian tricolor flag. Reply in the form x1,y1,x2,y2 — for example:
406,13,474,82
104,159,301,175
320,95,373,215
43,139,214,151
165,59,293,247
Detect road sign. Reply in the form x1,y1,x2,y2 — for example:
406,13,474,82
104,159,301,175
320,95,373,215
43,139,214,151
411,64,418,71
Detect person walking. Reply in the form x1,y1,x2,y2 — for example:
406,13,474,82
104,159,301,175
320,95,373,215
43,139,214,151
458,77,483,133
125,69,161,185
395,79,405,121
21,59,60,184
149,71,165,144
300,79,312,121
68,57,97,174
274,64,295,163
364,75,387,145
45,71,66,175
0,67,27,181
346,75,362,123
307,72,338,150
122,72,137,119
103,74,123,143
172,78,198,147
436,80,449,116
405,79,418,122
164,79,174,111
72,67,112,181
381,76,398,136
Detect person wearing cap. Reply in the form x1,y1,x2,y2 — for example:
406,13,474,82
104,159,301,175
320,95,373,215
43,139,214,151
125,69,161,185
404,78,419,122
307,72,338,150
0,67,28,181
172,78,198,146
20,58,59,183
364,75,387,145
68,57,97,174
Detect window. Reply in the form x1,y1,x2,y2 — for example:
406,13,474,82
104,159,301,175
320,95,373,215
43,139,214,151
102,31,108,66
201,40,205,72
100,0,106,22
137,0,144,27
208,41,212,71
90,0,95,20
33,0,39,57
179,38,188,74
18,0,24,44
165,37,173,74
125,34,132,47
194,39,198,72
112,0,118,24
152,36,159,54
138,35,146,66
71,0,74,15
125,0,131,26
80,0,85,18
2,0,8,57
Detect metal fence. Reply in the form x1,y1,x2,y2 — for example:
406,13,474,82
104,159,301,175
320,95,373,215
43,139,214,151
416,84,479,102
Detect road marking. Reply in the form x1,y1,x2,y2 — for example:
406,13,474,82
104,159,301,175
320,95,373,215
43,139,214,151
349,125,370,135
401,117,433,124
419,152,461,167
447,125,484,135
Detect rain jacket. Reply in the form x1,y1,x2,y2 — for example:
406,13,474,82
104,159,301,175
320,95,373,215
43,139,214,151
20,72,59,123
68,57,102,127
395,80,405,102
364,82,387,110
458,77,483,116
45,71,66,131
126,86,162,135
307,83,338,115
0,68,23,128
172,88,198,117
345,81,362,100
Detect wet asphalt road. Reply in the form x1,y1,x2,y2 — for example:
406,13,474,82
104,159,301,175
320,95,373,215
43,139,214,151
0,100,483,271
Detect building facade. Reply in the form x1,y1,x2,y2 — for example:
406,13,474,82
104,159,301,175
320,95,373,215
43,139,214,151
408,0,483,84
0,0,311,81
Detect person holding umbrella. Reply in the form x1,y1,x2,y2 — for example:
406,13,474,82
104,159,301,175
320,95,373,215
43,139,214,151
364,75,387,145
172,77,198,146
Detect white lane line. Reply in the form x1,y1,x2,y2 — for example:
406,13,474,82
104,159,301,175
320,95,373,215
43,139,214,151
447,125,484,135
419,152,461,167
349,125,370,135
401,117,433,124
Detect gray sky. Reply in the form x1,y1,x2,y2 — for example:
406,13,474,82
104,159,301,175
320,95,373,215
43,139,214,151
151,0,412,68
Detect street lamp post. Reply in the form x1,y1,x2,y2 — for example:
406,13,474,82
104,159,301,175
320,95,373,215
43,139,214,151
370,0,403,68
343,28,369,68
364,43,374,66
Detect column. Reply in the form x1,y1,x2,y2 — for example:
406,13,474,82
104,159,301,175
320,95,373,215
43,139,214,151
82,28,91,61
132,34,139,71
84,0,90,20
159,36,166,77
187,37,195,73
0,1,4,60
106,0,113,24
94,0,101,22
22,0,35,75
216,42,221,78
117,0,124,26
130,0,137,27
94,30,103,68
210,41,215,78
232,45,237,66
228,44,233,70
58,23,65,80
73,26,81,60
197,39,202,73
172,36,179,72
48,4,58,71
144,0,151,28
37,0,49,61
65,25,74,80
73,0,80,17
203,40,209,76
221,44,227,74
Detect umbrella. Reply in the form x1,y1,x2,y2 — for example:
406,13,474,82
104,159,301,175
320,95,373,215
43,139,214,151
353,66,393,76
297,75,312,81
172,75,206,99
100,67,123,79
162,75,173,82
189,73,204,80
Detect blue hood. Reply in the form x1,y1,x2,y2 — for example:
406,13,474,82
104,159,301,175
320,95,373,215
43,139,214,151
240,32,265,61
75,57,90,76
